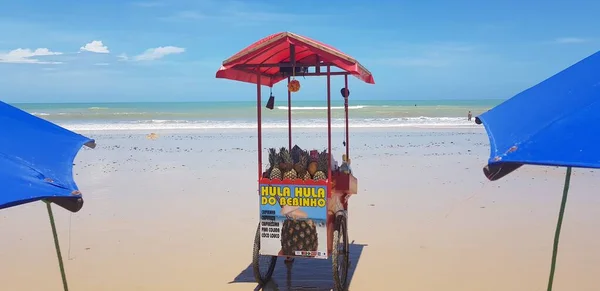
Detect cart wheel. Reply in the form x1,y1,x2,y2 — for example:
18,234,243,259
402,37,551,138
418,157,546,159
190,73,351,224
331,214,349,291
252,223,277,286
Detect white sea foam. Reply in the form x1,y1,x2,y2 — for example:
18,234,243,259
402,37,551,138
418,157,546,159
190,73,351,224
59,117,480,132
32,111,151,117
276,105,366,110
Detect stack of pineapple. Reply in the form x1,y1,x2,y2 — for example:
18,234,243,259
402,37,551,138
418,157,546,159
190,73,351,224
264,145,330,181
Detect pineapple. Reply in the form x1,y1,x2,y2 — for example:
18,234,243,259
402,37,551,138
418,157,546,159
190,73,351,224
283,168,298,180
280,147,296,179
291,144,302,164
294,151,309,178
301,150,310,168
315,149,329,179
269,148,283,180
302,171,311,180
313,171,326,181
270,168,282,180
279,147,293,171
265,148,277,177
280,219,319,256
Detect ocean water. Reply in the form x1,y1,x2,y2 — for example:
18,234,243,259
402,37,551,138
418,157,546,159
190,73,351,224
11,99,502,131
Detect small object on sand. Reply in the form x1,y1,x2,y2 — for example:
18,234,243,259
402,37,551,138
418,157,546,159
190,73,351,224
146,133,159,140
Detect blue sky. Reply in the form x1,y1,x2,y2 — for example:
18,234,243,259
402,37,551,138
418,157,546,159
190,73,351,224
0,0,598,103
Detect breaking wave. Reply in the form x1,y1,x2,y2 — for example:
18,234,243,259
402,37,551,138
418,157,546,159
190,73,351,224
276,105,366,110
59,117,481,132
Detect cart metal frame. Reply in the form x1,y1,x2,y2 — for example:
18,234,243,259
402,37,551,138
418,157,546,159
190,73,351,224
215,32,374,291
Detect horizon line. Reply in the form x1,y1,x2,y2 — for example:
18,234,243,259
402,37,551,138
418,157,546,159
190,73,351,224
7,98,507,105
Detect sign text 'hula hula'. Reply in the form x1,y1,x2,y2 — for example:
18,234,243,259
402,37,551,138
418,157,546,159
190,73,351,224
260,185,326,208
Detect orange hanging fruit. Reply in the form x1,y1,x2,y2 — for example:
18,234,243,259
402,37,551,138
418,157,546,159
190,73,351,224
288,79,300,92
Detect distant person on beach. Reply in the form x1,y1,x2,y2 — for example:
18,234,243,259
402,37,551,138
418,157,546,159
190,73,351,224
467,111,472,121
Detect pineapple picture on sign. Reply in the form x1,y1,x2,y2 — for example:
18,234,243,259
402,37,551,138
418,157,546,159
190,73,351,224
259,184,328,259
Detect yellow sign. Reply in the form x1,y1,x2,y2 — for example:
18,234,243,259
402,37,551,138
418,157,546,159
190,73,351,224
260,185,326,208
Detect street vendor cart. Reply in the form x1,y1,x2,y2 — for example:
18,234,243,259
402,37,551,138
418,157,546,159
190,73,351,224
215,32,375,291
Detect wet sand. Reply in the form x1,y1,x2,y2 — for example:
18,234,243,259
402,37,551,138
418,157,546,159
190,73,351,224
1,128,599,291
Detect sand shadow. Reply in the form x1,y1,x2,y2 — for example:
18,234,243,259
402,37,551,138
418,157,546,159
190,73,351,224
229,242,366,291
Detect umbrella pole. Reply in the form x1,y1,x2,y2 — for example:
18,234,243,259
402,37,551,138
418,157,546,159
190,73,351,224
45,201,70,291
547,167,572,291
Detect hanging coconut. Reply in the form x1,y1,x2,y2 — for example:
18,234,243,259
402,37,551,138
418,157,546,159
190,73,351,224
288,79,301,93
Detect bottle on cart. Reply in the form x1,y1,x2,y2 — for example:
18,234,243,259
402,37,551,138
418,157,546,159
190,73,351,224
340,154,352,174
347,157,352,174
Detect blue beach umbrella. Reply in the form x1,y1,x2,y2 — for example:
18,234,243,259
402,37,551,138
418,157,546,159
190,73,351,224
0,101,95,291
475,50,600,291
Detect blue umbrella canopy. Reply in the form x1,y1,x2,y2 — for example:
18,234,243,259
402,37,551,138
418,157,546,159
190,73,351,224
0,101,95,212
476,51,600,181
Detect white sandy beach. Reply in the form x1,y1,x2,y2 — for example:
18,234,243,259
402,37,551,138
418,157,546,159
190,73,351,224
1,127,600,291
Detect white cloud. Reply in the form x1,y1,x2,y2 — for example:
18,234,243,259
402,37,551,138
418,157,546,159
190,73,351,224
133,46,185,61
80,40,110,53
0,48,62,64
117,53,129,61
94,63,110,66
554,37,589,44
79,40,110,54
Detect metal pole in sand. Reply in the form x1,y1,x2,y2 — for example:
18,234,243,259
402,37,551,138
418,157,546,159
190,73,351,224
547,166,572,291
257,73,262,180
45,201,69,291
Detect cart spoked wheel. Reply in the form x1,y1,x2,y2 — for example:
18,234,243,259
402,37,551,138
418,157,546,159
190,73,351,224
332,213,349,291
252,223,277,286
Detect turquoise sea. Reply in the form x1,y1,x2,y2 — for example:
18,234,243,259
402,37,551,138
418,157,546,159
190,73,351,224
11,99,503,131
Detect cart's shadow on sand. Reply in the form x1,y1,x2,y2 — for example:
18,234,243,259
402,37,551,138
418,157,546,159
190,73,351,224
229,242,366,291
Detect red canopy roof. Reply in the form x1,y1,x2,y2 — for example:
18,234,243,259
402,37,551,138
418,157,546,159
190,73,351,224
215,32,375,87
